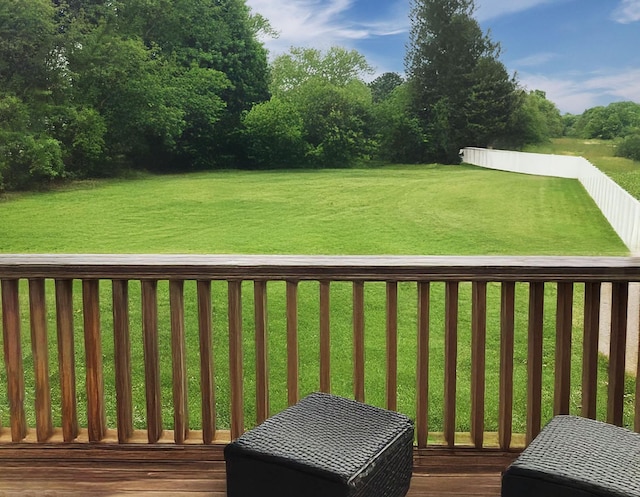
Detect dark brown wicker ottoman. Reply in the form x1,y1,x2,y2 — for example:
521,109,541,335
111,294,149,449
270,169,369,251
224,392,414,497
502,415,640,497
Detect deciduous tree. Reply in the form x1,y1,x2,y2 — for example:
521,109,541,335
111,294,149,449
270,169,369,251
254,46,376,168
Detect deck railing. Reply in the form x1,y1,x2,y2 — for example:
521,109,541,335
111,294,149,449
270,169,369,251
1,255,639,451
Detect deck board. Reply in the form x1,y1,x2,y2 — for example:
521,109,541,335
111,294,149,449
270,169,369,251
0,445,514,496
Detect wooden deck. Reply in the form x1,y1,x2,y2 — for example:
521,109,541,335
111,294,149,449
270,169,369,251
0,445,518,496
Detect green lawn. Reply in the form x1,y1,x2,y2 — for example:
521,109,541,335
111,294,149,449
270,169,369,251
525,137,640,201
0,164,627,255
0,165,631,437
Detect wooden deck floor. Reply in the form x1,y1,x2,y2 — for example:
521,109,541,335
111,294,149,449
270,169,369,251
0,445,518,496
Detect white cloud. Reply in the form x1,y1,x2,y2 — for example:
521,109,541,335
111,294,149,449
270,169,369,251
519,68,640,114
512,52,558,68
583,69,640,101
246,0,408,57
474,0,556,21
611,0,640,24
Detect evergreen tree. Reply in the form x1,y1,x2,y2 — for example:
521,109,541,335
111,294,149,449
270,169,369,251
405,0,517,163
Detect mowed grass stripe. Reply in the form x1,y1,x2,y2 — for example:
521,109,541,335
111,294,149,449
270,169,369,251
0,165,630,437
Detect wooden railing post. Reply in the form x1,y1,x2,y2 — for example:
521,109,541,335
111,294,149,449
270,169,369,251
416,282,430,448
527,282,544,444
83,279,106,442
112,280,133,443
286,281,299,406
170,280,189,444
55,279,78,442
28,279,53,442
254,280,269,424
582,282,600,420
197,280,216,444
386,282,398,412
554,282,573,415
228,280,244,439
471,281,487,449
353,281,365,403
1,279,27,442
319,281,331,394
608,282,629,426
444,282,459,447
499,281,515,450
142,280,163,443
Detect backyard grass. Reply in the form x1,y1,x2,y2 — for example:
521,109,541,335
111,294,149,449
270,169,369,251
0,164,632,438
525,137,640,201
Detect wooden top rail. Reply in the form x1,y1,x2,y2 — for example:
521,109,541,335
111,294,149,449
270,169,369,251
0,254,638,281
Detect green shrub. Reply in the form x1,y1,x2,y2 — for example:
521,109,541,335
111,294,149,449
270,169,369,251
0,134,64,190
615,134,640,161
243,98,307,168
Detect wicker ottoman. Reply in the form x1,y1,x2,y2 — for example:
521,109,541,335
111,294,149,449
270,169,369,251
224,392,414,497
502,415,640,497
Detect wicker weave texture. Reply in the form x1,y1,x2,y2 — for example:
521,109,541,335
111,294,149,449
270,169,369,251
225,392,413,497
503,415,640,497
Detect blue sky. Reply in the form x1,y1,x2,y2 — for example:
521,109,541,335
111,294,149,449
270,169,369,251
245,0,640,114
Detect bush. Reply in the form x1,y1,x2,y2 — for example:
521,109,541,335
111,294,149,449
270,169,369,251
243,98,307,168
615,134,640,161
0,133,64,190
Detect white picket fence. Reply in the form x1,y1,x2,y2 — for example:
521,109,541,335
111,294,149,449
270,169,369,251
461,147,640,254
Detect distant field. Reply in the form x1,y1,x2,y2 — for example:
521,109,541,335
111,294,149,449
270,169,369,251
0,164,627,255
0,165,630,435
525,137,640,201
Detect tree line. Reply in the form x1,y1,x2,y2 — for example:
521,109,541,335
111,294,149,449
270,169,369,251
0,0,607,192
564,101,640,161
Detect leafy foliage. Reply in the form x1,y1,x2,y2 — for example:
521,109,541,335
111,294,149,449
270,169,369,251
497,90,563,149
0,0,268,191
616,134,640,162
368,72,404,103
567,102,640,140
244,46,376,168
372,84,426,163
243,98,306,168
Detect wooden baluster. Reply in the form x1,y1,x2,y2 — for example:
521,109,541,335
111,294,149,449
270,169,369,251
554,282,573,415
142,280,163,443
170,280,188,444
499,282,515,450
319,281,331,394
254,281,269,424
471,281,487,449
28,279,53,442
286,281,299,406
608,281,628,427
1,279,26,442
416,282,430,448
197,280,216,444
228,280,244,439
55,279,78,442
82,280,106,442
386,282,398,412
444,281,458,447
353,281,365,403
527,282,544,444
112,280,133,443
582,282,600,420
